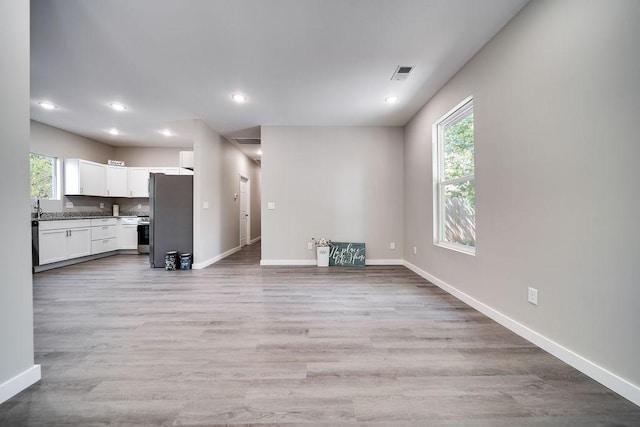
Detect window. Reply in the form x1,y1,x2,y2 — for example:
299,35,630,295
30,153,59,199
433,97,475,254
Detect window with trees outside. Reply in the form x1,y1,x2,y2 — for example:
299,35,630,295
433,97,475,254
30,153,59,200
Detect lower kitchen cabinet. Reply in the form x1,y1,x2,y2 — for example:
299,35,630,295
38,228,68,264
118,218,138,250
38,220,92,265
67,227,92,258
90,218,118,254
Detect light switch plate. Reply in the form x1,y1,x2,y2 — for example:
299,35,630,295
267,202,276,210
203,201,209,209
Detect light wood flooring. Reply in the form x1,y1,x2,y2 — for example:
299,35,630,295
1,242,639,426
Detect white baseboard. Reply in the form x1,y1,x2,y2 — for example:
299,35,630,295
403,260,640,407
33,251,117,273
192,246,241,269
366,259,404,265
0,364,41,404
260,259,404,266
249,236,261,245
260,259,316,266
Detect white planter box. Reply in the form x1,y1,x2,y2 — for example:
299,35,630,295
316,246,330,267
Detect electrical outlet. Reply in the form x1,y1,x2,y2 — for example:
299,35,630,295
65,201,73,209
307,242,313,250
413,246,417,255
100,202,104,209
528,287,538,305
390,242,395,250
138,204,142,209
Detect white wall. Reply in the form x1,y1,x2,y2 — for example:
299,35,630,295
31,120,115,163
404,0,640,402
0,0,40,403
113,146,185,167
193,120,261,268
220,136,262,245
250,164,262,242
30,121,117,213
261,126,404,264
30,122,190,215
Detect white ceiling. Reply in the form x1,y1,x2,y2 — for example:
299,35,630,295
30,0,529,159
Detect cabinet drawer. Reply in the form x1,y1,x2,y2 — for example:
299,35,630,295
91,224,117,240
91,237,117,254
39,219,91,230
90,217,117,226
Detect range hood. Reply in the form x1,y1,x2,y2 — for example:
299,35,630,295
179,151,194,170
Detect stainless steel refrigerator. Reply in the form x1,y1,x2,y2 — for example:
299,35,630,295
149,173,193,268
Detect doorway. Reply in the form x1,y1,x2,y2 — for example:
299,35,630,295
239,176,250,247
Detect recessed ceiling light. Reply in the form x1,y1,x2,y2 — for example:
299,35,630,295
38,101,58,110
232,94,247,103
385,96,399,104
107,128,120,135
257,149,263,155
160,129,173,137
110,103,127,111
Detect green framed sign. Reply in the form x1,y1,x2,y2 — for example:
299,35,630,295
329,242,366,267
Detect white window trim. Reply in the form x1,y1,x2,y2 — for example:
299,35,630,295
432,96,475,256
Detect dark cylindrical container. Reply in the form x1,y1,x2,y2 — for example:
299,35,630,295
165,251,178,270
179,253,192,270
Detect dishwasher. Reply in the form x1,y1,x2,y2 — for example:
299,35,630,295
31,219,39,269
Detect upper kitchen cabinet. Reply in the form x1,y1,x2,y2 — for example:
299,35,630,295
128,167,149,197
64,159,106,196
106,165,128,197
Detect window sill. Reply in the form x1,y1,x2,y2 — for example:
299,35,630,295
434,241,476,256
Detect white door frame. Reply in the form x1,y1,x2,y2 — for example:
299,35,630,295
239,175,250,246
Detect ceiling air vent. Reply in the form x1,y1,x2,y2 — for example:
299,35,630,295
391,65,413,81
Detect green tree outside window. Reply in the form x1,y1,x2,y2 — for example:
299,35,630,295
30,153,56,199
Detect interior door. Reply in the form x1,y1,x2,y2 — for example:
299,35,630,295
240,177,248,246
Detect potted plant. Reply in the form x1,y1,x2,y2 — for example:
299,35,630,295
312,237,331,267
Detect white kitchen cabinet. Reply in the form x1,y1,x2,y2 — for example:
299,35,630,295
90,218,118,254
91,238,118,254
38,219,92,265
128,167,149,197
67,227,92,258
118,218,138,250
106,166,128,197
179,151,194,169
63,159,186,198
64,159,106,196
38,228,68,264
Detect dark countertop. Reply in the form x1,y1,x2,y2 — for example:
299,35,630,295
34,215,141,221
